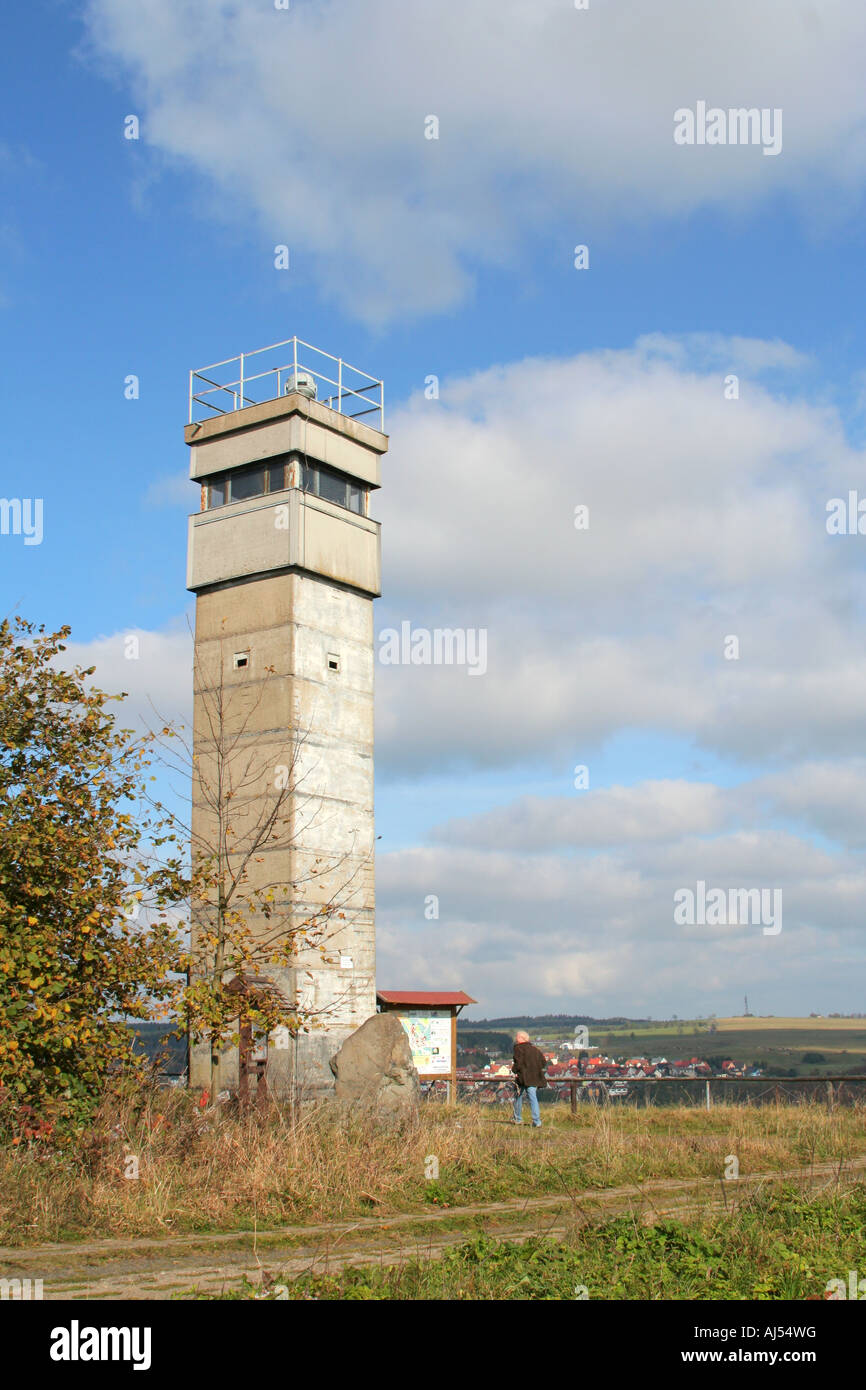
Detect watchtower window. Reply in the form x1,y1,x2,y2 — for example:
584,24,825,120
209,476,228,508
203,453,365,514
300,458,366,515
230,465,266,502
267,460,287,492
204,456,289,509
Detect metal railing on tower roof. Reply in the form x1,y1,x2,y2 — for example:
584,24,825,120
189,336,384,431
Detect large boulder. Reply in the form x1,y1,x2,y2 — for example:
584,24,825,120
329,1013,421,1118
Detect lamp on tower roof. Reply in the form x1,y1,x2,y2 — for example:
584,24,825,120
285,369,317,399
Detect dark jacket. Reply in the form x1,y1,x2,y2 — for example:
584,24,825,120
512,1041,547,1089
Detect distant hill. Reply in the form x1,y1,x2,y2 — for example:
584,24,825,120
457,1030,514,1055
460,1015,647,1030
129,1022,187,1075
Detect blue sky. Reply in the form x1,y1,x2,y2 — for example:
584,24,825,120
4,0,866,1017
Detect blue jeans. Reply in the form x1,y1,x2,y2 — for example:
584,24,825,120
513,1085,541,1126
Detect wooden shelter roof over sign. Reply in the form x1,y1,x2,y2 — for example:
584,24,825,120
376,991,476,1009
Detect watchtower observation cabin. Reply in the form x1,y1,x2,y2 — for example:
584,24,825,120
185,337,388,1098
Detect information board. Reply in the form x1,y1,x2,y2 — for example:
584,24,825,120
397,1010,452,1075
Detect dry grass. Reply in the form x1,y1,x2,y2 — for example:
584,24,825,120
1,1085,863,1247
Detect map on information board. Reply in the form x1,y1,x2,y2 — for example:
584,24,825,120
398,1011,452,1075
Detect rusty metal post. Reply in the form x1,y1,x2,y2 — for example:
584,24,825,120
450,1011,457,1105
570,1080,577,1115
255,1059,269,1113
238,1020,252,1111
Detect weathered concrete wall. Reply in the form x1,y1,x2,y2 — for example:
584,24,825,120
187,399,385,1098
187,490,381,596
186,391,385,487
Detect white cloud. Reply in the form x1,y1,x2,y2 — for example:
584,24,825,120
373,336,866,773
756,761,866,849
431,782,730,851
381,336,846,604
83,0,866,322
62,622,194,733
375,807,866,1015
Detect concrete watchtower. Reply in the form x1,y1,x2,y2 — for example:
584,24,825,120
185,338,387,1097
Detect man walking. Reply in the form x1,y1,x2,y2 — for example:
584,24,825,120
511,1030,547,1127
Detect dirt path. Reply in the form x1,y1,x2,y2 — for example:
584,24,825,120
3,1154,863,1299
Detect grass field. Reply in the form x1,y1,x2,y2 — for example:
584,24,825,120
223,1184,866,1300
2,1083,865,1247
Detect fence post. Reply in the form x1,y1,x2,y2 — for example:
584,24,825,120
706,1079,711,1111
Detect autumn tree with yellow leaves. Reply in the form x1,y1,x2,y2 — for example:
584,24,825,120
0,619,184,1132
